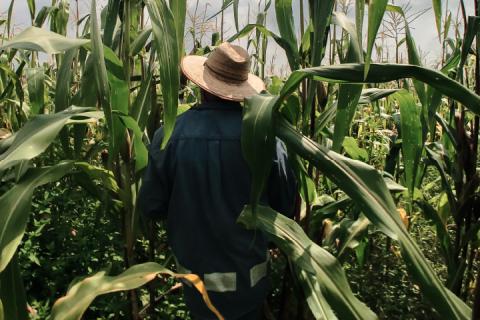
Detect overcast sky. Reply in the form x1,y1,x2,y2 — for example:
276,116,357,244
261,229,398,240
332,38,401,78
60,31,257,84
1,0,476,75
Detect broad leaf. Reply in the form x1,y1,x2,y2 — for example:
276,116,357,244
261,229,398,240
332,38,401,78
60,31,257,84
275,117,471,319
26,67,45,115
278,63,480,117
242,94,277,210
51,262,223,320
239,205,377,319
0,107,101,172
396,90,423,195
0,26,89,54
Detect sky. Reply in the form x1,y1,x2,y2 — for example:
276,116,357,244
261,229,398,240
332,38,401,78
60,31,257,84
1,0,476,75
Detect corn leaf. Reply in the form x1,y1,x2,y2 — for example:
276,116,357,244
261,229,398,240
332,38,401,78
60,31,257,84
238,205,377,319
0,255,28,320
0,162,74,273
432,0,442,41
297,270,338,320
0,26,89,54
275,0,298,69
241,94,277,210
130,28,152,56
278,64,480,117
145,0,180,148
26,67,45,115
397,90,423,195
0,107,101,172
275,117,471,319
170,0,186,58
365,0,388,77
51,262,223,320
90,0,116,159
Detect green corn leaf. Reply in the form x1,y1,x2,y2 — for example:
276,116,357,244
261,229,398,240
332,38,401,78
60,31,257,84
130,28,152,56
228,24,300,70
0,107,101,172
332,12,364,151
355,0,365,48
233,0,240,32
297,270,338,320
55,49,77,112
34,6,50,28
386,5,427,107
275,117,471,319
26,67,45,115
117,115,148,172
0,255,28,320
90,0,115,157
432,0,442,41
130,70,153,132
241,94,277,210
170,0,186,58
275,0,298,68
460,16,480,70
0,26,89,54
365,0,388,77
0,162,74,272
145,0,180,149
27,0,35,21
239,205,377,319
51,262,223,320
396,90,423,195
103,0,120,48
278,64,480,117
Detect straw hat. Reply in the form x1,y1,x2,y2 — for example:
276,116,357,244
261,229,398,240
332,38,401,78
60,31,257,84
181,42,265,102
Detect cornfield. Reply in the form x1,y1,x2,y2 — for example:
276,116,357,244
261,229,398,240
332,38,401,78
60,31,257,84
0,0,480,319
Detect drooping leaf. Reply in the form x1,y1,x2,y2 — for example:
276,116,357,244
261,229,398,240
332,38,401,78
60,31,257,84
51,262,223,320
0,162,74,272
278,63,480,117
0,107,101,172
0,26,89,54
274,117,471,319
239,205,377,319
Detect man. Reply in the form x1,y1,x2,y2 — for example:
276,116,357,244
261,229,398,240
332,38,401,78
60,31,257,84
139,42,296,320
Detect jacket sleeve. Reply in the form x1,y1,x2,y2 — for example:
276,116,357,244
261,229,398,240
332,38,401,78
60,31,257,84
267,138,297,219
138,128,171,220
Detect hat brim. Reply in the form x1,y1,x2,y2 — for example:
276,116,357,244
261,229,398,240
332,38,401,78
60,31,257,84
181,55,265,102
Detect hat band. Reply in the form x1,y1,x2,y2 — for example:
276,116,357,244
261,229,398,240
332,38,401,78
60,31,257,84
204,62,247,84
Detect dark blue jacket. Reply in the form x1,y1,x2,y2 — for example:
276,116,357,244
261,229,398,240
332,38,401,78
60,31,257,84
139,100,296,319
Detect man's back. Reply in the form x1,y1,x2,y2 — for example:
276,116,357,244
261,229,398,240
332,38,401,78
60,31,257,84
140,100,296,319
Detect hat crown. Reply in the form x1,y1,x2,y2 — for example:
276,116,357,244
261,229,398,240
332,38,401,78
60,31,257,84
205,42,250,83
